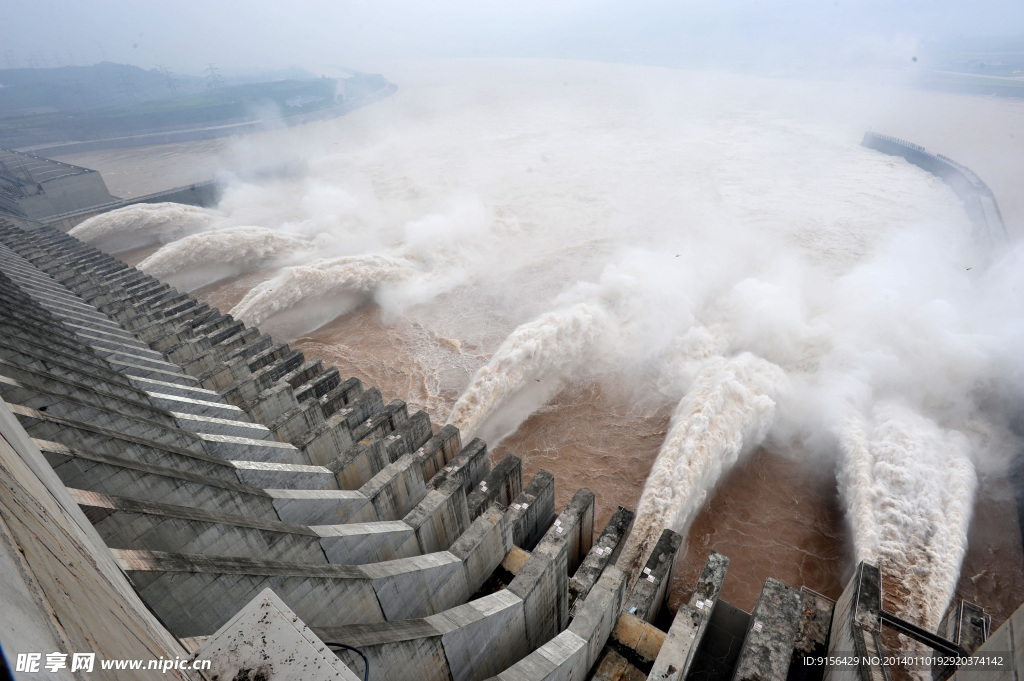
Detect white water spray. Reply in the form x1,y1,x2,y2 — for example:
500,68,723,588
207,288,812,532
229,253,418,327
110,61,1024,621
137,227,311,290
70,203,219,253
446,302,611,442
838,403,977,629
619,352,787,579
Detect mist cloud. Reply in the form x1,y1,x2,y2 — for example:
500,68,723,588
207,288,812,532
49,52,1024,631
3,1,1021,74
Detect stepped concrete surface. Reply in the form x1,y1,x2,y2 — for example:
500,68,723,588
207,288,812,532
189,588,361,680
0,214,1002,681
0,398,202,680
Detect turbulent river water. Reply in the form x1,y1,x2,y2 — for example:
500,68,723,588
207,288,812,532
77,59,1024,637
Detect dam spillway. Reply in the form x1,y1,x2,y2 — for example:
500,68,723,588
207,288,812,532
0,211,1021,680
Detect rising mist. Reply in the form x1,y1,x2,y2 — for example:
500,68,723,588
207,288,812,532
65,50,1024,634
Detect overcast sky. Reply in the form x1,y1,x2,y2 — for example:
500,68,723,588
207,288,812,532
3,1,1022,75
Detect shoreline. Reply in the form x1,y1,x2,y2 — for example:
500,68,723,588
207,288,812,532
14,83,397,156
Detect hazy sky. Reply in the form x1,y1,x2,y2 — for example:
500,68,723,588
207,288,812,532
2,1,1022,74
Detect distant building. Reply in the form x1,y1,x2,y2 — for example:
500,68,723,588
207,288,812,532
0,147,116,220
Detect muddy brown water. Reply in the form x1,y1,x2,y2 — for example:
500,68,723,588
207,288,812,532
115,243,1024,633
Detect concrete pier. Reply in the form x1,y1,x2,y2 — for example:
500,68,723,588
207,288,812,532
731,578,805,681
623,528,683,624
648,551,730,680
0,215,1002,681
950,600,1023,680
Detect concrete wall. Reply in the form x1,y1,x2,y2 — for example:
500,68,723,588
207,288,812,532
8,171,116,221
0,398,200,680
314,494,596,681
861,131,1008,244
822,562,888,681
0,217,608,681
497,566,629,681
950,600,1024,681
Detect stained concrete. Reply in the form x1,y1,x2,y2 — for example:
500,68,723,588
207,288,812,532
822,562,887,681
0,398,200,680
949,600,1023,680
648,551,730,680
509,488,596,650
569,506,634,618
4,217,927,681
731,578,805,681
498,565,629,681
623,528,683,624
191,588,362,680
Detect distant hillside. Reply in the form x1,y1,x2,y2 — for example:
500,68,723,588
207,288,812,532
927,34,1024,77
917,71,1024,99
0,63,202,116
0,63,389,148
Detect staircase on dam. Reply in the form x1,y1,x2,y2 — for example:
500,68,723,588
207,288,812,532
0,216,1017,680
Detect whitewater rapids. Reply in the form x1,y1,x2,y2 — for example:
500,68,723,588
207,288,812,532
446,302,611,442
618,352,787,579
137,227,311,290
69,202,219,253
229,254,418,327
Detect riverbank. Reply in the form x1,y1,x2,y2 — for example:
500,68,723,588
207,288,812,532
18,83,397,156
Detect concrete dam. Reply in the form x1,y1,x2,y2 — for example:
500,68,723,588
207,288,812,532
1,157,1023,678
861,131,1009,246
0,146,221,232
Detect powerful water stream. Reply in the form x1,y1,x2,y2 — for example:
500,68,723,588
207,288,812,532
73,59,1024,635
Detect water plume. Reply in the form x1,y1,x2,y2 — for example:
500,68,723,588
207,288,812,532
229,253,417,328
137,227,311,290
99,60,1024,621
69,202,219,253
446,302,611,443
618,352,787,580
838,403,976,629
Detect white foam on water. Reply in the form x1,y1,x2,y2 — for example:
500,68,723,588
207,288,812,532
618,352,788,579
